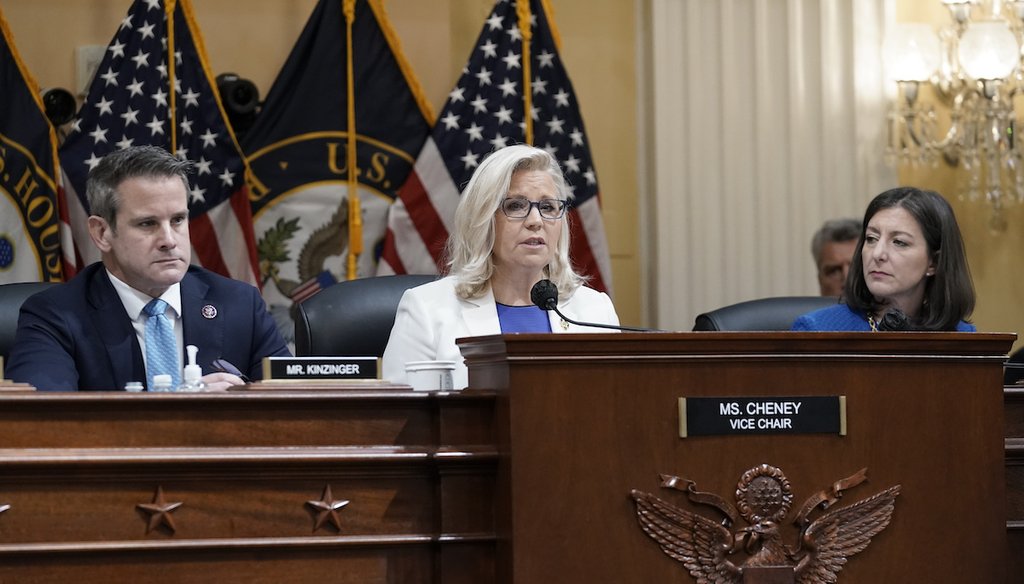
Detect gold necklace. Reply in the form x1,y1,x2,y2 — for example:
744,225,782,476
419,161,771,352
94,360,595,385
867,315,878,332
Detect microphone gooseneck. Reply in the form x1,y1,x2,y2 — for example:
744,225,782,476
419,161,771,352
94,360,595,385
529,279,659,333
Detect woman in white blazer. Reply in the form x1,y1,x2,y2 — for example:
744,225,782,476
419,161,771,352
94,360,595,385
382,145,620,389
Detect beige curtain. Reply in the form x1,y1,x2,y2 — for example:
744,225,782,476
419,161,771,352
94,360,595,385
641,0,896,329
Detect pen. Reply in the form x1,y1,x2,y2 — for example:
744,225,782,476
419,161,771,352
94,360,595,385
211,358,251,383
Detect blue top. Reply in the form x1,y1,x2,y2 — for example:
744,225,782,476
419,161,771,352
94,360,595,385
790,304,976,332
496,303,552,333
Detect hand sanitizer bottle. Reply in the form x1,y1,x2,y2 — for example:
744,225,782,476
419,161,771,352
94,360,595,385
178,345,206,392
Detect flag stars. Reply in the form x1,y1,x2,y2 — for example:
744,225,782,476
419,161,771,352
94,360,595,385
121,107,140,126
569,128,584,147
146,116,165,136
553,88,570,108
127,78,145,98
470,95,488,114
175,146,188,159
152,88,168,108
583,167,596,185
493,105,513,125
490,134,509,150
175,50,182,65
116,136,135,150
475,66,493,86
195,157,213,175
120,14,134,30
143,0,160,10
95,96,114,116
486,14,503,31
501,50,521,70
506,25,522,42
440,111,460,131
100,68,119,87
131,49,150,68
179,117,193,135
199,129,218,148
532,77,548,95
480,39,498,59
89,126,109,144
157,63,167,78
464,122,484,142
137,21,155,40
498,78,517,97
85,152,103,170
189,185,206,204
182,88,201,108
545,116,565,134
448,86,466,103
218,167,235,187
541,142,558,157
460,150,480,169
537,50,555,68
564,154,581,174
109,40,126,59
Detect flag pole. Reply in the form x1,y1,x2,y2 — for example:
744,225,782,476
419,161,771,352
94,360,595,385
517,0,533,145
343,0,362,281
166,0,177,152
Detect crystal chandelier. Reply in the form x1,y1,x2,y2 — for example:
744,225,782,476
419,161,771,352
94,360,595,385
884,0,1024,231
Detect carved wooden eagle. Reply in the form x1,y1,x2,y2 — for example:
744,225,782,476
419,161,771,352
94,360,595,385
631,473,899,584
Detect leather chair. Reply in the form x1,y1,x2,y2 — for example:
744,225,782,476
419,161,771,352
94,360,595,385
692,296,839,331
1,281,59,364
293,274,437,357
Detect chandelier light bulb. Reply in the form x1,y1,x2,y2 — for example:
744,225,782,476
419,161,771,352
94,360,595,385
958,20,1019,80
883,23,940,82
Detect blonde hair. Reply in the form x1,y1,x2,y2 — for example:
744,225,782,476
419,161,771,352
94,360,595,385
445,144,585,299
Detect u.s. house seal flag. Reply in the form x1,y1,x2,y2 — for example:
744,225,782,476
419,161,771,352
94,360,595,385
243,0,432,341
0,7,64,283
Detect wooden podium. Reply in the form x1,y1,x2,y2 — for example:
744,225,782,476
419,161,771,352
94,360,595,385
0,332,1013,583
459,332,1013,584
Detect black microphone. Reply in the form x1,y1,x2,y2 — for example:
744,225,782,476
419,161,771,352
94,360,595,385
877,308,910,331
530,279,659,332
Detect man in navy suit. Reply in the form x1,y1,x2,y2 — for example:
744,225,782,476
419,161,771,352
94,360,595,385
6,146,289,391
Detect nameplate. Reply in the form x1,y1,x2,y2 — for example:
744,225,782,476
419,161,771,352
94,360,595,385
262,357,380,380
678,396,846,437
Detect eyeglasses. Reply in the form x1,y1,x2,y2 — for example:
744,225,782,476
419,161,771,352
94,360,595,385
500,197,568,220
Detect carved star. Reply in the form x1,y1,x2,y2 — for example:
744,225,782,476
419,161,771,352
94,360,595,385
306,485,349,533
137,486,183,534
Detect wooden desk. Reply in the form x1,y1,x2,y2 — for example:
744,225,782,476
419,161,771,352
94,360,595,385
0,332,1014,583
0,388,497,583
460,332,1013,584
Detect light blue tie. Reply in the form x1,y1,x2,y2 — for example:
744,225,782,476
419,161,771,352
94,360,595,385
143,298,180,390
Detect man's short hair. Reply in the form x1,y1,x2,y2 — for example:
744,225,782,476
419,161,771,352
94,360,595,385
85,145,193,229
810,218,861,266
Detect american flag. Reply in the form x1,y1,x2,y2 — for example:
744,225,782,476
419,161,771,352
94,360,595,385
59,0,259,286
379,0,612,292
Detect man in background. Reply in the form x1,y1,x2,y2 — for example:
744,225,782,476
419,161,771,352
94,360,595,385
811,218,861,297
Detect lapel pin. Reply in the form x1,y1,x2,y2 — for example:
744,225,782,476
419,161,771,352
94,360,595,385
201,305,218,319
